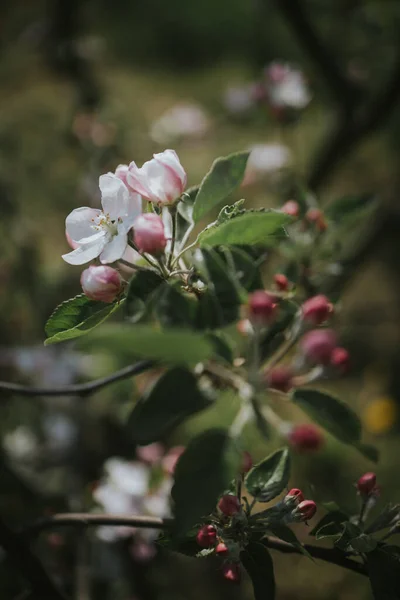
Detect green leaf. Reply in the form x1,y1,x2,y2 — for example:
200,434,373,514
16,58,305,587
171,429,241,535
206,332,234,364
367,546,400,600
245,448,290,502
325,194,377,223
192,152,249,223
80,325,213,365
367,505,400,535
356,442,380,463
292,389,362,445
195,248,241,329
126,270,164,321
335,522,377,553
127,367,211,444
267,524,312,558
241,542,275,600
44,295,123,345
218,246,264,292
153,283,196,328
198,210,291,247
309,511,348,538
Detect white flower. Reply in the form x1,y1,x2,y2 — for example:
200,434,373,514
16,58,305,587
150,103,209,144
266,63,311,110
3,426,38,460
247,143,291,175
127,149,187,205
62,174,142,265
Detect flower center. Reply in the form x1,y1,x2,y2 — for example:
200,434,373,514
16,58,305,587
92,213,119,237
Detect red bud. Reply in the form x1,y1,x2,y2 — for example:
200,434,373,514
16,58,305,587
302,295,332,325
281,200,299,217
265,365,293,393
330,347,350,373
215,542,229,556
357,472,377,496
297,499,317,521
274,273,289,291
196,524,217,548
286,488,304,504
218,494,241,517
289,424,324,452
300,329,337,365
222,562,241,584
248,290,276,324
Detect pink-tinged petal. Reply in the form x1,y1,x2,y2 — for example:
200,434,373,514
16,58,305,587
62,232,107,265
99,173,130,221
114,164,129,186
65,207,101,242
121,192,142,232
153,149,187,189
127,161,154,198
99,229,127,264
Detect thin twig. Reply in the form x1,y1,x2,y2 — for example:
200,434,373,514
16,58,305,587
0,516,66,600
0,360,154,398
22,513,367,576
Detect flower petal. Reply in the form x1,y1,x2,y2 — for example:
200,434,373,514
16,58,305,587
65,207,101,242
99,229,127,264
99,173,130,221
127,160,154,199
62,232,107,265
154,149,187,188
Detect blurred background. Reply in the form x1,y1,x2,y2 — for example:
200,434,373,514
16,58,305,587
1,0,400,598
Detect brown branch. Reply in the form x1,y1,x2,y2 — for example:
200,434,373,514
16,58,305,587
0,360,154,398
271,0,358,110
23,513,367,577
0,516,66,600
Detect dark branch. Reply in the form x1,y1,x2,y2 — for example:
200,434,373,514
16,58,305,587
0,516,66,600
23,513,367,577
0,360,154,398
263,536,367,577
271,0,357,109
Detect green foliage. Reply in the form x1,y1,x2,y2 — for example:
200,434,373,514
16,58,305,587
127,367,211,444
241,542,276,600
292,389,362,445
198,210,291,247
245,448,290,502
44,295,123,345
80,324,213,364
171,429,241,535
192,152,249,223
126,270,164,321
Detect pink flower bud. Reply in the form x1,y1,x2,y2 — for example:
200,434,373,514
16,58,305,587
218,494,241,517
127,149,187,205
136,443,165,465
288,424,324,452
330,347,350,373
265,365,293,393
297,499,317,521
240,451,253,474
80,265,122,303
357,472,376,496
196,524,217,548
274,273,289,291
302,295,332,325
215,542,229,556
161,445,185,476
306,208,327,232
248,290,276,324
300,329,337,365
133,213,167,255
222,562,241,584
285,488,304,505
281,200,299,217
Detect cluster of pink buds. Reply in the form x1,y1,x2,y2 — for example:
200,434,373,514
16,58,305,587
247,290,277,325
283,488,317,522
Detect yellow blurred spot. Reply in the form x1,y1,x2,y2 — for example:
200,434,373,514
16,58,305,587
363,397,398,434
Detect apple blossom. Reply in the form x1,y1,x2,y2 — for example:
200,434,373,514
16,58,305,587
127,149,187,205
330,347,350,373
196,524,217,548
357,472,377,496
133,213,167,255
300,329,337,364
63,174,142,265
288,424,324,452
80,265,122,303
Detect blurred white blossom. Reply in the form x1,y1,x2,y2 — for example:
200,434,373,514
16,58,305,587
243,143,292,185
150,103,209,144
3,426,38,460
265,62,312,110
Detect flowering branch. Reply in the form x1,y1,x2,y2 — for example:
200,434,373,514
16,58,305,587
21,513,367,577
0,360,154,398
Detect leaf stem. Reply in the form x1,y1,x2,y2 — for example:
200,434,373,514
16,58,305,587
167,207,177,270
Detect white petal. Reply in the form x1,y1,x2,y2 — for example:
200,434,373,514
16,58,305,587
65,207,101,242
105,459,149,496
99,230,127,264
140,160,172,203
121,192,142,232
99,173,130,221
62,232,107,265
